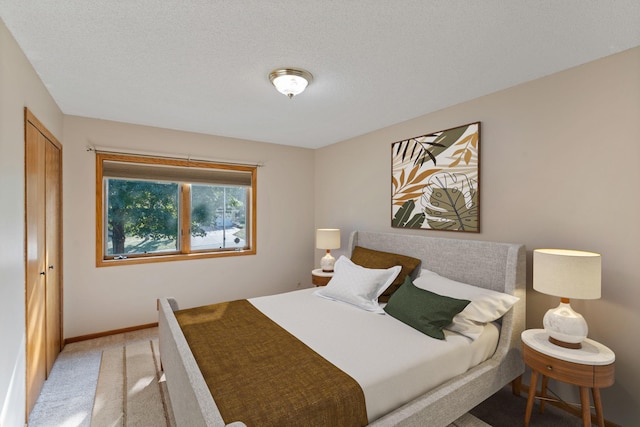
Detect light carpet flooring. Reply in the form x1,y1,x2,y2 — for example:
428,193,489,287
28,327,166,427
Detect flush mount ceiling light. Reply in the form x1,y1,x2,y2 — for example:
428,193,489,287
269,68,313,99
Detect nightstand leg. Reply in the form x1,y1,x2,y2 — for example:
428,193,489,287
592,387,604,427
540,375,548,414
525,370,539,427
579,386,592,427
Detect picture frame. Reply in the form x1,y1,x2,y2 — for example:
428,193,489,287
391,122,480,232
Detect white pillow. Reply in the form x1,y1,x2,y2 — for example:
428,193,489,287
413,268,519,339
314,256,401,313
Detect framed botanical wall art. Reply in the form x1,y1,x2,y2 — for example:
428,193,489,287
391,122,480,232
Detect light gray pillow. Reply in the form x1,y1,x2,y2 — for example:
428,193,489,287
314,256,401,313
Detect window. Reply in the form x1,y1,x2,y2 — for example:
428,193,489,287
96,152,256,266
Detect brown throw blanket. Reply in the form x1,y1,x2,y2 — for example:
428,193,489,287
175,300,369,427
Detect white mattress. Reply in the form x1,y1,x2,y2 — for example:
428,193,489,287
249,288,499,422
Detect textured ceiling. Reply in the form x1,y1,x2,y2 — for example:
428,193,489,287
2,1,639,148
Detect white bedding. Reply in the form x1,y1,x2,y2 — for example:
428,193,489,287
249,288,499,422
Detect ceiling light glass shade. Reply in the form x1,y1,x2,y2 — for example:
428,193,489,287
269,68,313,98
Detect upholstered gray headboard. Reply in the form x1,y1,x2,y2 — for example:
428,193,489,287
349,230,523,295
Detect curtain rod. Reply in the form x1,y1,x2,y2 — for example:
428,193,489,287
86,145,265,167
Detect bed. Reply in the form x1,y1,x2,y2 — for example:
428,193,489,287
158,230,526,426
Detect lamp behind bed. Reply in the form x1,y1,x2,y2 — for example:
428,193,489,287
316,228,341,272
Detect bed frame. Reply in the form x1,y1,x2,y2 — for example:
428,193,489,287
158,230,526,427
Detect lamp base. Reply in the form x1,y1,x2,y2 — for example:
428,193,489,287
320,251,336,273
548,336,582,349
543,300,588,349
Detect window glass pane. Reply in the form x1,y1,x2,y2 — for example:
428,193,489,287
190,184,247,251
105,179,180,255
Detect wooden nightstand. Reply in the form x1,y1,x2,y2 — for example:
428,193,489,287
522,329,615,427
311,269,333,286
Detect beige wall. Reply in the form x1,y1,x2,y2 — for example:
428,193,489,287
0,19,64,426
315,46,640,425
62,116,316,337
3,11,638,424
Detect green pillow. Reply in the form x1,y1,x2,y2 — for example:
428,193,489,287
384,276,470,340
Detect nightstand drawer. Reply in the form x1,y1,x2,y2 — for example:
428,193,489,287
523,344,613,387
312,274,331,286
311,269,333,286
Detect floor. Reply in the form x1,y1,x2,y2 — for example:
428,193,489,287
28,327,159,427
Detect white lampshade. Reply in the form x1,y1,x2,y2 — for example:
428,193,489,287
316,229,341,250
533,249,601,299
316,228,340,272
533,249,601,349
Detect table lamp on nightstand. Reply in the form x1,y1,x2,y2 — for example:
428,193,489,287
316,228,340,272
533,248,601,349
